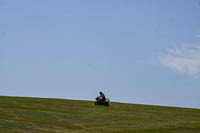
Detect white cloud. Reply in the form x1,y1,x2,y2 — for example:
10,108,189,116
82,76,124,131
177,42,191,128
158,44,200,77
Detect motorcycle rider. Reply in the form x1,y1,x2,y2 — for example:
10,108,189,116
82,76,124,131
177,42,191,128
99,91,106,101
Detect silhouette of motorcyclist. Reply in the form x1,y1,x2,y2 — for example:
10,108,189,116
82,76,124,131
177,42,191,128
98,91,106,101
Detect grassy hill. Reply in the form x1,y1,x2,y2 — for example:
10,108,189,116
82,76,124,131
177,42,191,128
0,96,200,133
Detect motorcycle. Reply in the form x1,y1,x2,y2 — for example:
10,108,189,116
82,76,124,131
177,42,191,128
95,96,109,107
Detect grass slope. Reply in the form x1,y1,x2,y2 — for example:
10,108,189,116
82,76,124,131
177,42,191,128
0,96,200,133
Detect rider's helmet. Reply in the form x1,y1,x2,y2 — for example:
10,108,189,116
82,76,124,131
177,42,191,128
99,91,103,94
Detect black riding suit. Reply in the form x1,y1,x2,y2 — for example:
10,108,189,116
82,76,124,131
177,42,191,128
100,93,106,101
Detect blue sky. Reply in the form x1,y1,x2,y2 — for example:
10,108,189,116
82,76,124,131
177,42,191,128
1,0,200,108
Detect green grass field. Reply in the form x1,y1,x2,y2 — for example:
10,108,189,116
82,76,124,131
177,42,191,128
0,96,200,133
